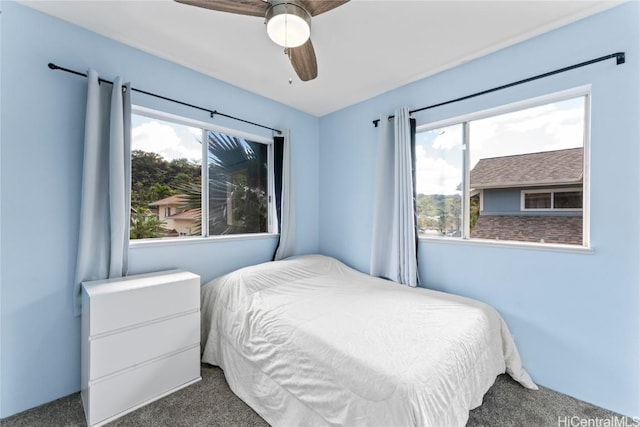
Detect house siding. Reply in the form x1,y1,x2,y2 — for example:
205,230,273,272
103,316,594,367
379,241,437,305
482,186,583,216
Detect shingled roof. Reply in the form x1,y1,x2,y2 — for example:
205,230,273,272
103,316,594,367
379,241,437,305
170,208,200,220
470,215,582,245
470,147,583,189
149,194,187,207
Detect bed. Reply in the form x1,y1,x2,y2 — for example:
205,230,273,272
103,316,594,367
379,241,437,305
201,254,536,426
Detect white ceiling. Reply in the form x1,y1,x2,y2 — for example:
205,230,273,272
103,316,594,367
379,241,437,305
20,0,622,117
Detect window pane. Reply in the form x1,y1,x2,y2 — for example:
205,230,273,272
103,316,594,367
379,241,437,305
524,193,551,209
415,124,463,237
207,131,268,235
554,191,582,209
130,114,202,240
469,96,585,245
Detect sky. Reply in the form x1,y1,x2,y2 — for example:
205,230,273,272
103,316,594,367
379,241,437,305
415,96,585,195
131,114,202,163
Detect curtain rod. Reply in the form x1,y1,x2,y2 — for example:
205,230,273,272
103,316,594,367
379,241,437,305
48,63,283,135
372,51,625,128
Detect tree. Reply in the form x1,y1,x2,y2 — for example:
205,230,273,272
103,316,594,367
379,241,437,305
170,172,193,189
131,150,167,187
470,195,480,231
169,158,200,183
148,183,174,202
206,130,268,235
445,195,462,236
130,209,166,239
416,193,463,235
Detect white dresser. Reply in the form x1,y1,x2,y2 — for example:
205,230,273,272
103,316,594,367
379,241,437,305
81,270,201,426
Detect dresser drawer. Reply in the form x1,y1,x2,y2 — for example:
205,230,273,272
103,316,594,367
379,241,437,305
86,345,201,426
89,311,199,380
84,270,199,335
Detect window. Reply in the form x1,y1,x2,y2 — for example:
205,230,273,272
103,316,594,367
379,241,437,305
415,124,464,237
416,89,589,247
522,189,583,211
207,131,269,235
130,109,274,240
523,192,551,209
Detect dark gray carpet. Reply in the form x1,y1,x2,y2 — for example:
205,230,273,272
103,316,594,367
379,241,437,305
2,364,628,427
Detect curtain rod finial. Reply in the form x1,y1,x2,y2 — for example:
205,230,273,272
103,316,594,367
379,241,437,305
48,63,58,70
616,52,625,65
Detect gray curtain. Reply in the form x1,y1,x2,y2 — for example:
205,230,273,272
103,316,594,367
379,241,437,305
73,69,131,315
370,107,417,286
274,132,295,260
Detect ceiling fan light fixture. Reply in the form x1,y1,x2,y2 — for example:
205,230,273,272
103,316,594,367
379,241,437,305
266,2,311,48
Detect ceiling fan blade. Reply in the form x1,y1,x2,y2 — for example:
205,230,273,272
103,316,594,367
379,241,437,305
299,0,350,17
174,0,269,17
289,38,318,82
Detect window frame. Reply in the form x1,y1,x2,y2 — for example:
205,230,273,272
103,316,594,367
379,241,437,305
520,188,583,212
415,85,591,249
130,105,278,244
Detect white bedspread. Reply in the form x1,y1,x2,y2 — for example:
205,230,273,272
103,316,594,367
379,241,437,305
201,255,536,427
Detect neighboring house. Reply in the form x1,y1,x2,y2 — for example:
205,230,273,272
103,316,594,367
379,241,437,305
470,147,583,245
149,194,199,237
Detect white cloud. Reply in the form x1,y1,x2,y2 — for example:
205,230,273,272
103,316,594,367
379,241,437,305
188,127,203,139
469,99,584,167
432,127,462,150
132,121,201,162
415,145,461,195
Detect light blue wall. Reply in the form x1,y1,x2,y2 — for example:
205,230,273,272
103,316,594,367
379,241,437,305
320,2,639,417
482,187,582,216
0,1,319,417
0,2,3,418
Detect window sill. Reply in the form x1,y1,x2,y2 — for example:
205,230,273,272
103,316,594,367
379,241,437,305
130,233,280,249
418,236,594,254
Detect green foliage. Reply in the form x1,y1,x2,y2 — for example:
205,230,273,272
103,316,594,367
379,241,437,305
470,195,480,231
170,173,193,189
149,183,174,201
417,193,480,236
229,183,267,231
206,131,268,236
206,180,268,236
129,209,166,239
416,193,462,236
131,151,167,188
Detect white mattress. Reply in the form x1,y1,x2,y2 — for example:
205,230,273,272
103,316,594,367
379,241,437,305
201,255,536,426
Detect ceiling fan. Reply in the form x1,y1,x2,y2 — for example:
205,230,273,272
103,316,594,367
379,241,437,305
175,0,350,82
